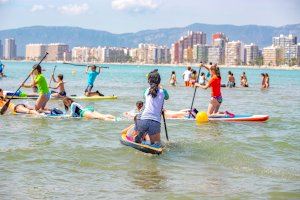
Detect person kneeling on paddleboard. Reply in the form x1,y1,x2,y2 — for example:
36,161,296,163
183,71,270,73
50,74,67,98
84,65,104,97
134,70,169,146
195,64,234,118
62,97,115,121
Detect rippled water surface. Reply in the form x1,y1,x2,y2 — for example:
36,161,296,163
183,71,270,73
0,62,300,199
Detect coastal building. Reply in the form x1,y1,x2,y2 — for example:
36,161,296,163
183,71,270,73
225,41,242,65
129,48,138,62
47,43,69,61
193,44,208,63
272,34,297,47
272,34,298,65
244,43,259,65
137,43,170,64
183,47,193,63
25,44,47,61
72,47,90,62
262,46,284,66
207,46,223,64
0,40,3,59
212,33,228,64
171,31,206,63
4,38,17,60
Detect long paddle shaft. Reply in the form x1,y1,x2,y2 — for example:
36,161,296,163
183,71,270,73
49,65,57,86
162,110,169,141
63,62,109,69
188,62,203,118
0,52,49,115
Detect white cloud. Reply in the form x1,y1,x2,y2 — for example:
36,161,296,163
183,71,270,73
0,0,9,4
30,4,45,12
57,3,89,15
111,0,159,12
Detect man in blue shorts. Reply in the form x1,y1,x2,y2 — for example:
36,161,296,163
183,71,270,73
84,65,104,96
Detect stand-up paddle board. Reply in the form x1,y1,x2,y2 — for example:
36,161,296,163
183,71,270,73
208,114,269,122
120,125,164,155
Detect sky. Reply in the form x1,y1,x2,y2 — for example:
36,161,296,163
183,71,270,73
0,0,299,33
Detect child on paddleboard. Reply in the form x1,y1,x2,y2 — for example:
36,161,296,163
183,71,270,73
85,65,103,97
22,64,50,112
134,70,169,146
50,74,67,98
195,64,234,118
62,97,115,121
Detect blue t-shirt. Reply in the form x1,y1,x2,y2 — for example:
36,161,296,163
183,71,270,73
87,71,100,85
0,62,3,73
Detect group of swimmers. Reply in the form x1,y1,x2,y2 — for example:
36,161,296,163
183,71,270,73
169,63,270,90
0,64,115,120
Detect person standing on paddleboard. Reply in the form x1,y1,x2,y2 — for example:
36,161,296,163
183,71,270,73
135,70,169,146
22,64,51,112
195,64,234,118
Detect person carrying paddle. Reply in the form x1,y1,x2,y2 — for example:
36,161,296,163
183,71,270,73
195,64,233,117
22,64,50,112
84,65,103,97
134,70,169,146
50,74,67,98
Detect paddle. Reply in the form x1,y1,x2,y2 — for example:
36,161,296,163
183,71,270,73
0,52,48,115
63,62,109,69
188,62,203,118
49,65,57,86
162,110,169,141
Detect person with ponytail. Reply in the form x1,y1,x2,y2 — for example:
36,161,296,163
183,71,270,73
134,70,169,146
195,64,234,117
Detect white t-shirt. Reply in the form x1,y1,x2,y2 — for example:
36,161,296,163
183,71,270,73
183,70,191,82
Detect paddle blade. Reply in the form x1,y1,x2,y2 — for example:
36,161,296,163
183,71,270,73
0,100,10,115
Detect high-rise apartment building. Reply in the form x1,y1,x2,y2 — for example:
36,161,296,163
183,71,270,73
272,34,298,65
4,38,17,60
244,43,259,65
193,44,208,63
263,46,284,66
225,41,242,65
208,46,223,64
25,44,47,61
171,31,206,63
47,43,69,61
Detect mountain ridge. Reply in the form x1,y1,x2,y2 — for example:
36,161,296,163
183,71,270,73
0,23,299,56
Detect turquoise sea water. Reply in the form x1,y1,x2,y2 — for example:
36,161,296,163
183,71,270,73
0,61,300,199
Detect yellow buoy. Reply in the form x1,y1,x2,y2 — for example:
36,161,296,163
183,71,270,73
196,111,209,123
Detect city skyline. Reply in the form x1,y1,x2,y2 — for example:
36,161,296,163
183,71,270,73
0,0,299,33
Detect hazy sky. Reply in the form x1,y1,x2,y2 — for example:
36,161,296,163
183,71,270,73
0,0,299,33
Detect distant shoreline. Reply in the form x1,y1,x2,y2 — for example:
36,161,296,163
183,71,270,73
3,60,300,70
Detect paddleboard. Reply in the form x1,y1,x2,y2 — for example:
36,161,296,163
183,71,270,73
120,125,164,155
71,95,117,100
6,95,117,100
208,114,269,122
